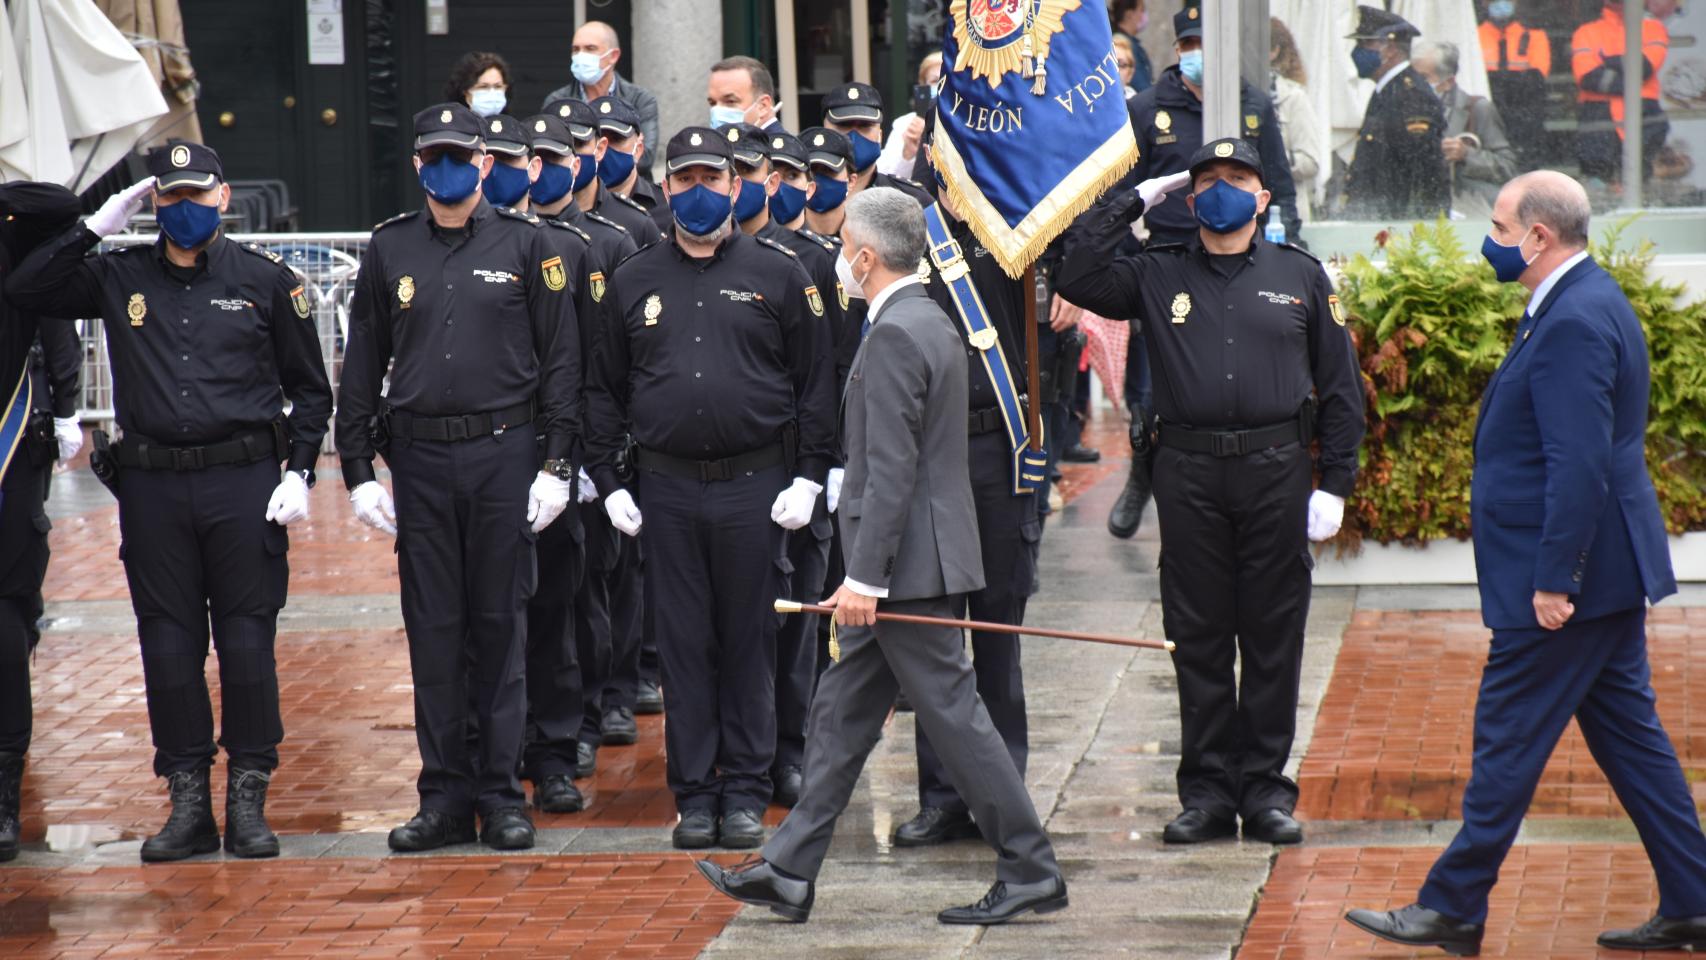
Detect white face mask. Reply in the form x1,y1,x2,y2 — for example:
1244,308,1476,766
469,89,506,117
836,247,870,301
571,51,608,85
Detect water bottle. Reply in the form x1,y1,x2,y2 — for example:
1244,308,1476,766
1263,206,1286,245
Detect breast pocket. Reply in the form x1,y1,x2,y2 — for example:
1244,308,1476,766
468,265,531,337
203,295,271,368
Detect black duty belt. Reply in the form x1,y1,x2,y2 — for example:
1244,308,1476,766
1157,419,1305,457
388,401,534,442
635,443,785,482
968,404,1027,436
114,424,283,471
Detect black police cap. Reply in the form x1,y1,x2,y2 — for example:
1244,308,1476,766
765,130,809,171
665,126,733,173
414,102,483,150
1187,137,1264,184
544,99,598,143
592,96,641,139
1346,4,1421,41
798,127,853,172
822,82,883,124
148,141,224,192
723,123,769,168
524,114,576,155
1174,2,1202,41
482,115,530,157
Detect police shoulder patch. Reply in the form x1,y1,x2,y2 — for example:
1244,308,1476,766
371,210,419,233
804,285,824,317
289,284,311,319
542,255,567,291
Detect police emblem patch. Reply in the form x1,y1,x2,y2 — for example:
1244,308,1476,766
1328,294,1346,327
558,103,573,118
950,0,1080,91
397,275,415,308
289,285,311,319
813,133,825,147
1170,292,1191,323
440,109,452,123
1245,114,1259,130
169,145,190,168
727,128,740,142
599,101,612,114
772,137,785,150
1214,142,1234,158
805,285,824,317
542,256,566,292
644,294,662,325
535,120,547,133
836,281,849,310
916,257,933,284
690,132,703,146
1155,110,1172,132
590,271,606,303
126,292,147,326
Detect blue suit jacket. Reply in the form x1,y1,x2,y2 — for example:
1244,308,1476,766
1471,257,1676,630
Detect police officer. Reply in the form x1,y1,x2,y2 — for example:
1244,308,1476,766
820,82,934,206
1343,6,1448,220
591,96,672,238
587,127,835,850
336,103,581,853
0,179,82,863
798,128,857,251
547,97,665,250
1055,139,1364,846
5,144,334,863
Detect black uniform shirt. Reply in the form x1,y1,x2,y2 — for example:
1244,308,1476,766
29,321,81,419
1055,189,1364,496
554,205,639,278
1344,65,1449,220
918,213,1028,415
594,183,665,249
627,176,674,235
588,230,835,493
336,200,581,486
5,226,331,471
0,182,81,428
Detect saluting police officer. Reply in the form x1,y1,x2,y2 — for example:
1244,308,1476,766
587,127,836,850
336,103,581,853
1055,139,1364,847
5,144,333,863
1343,6,1448,220
591,97,672,241
819,82,934,206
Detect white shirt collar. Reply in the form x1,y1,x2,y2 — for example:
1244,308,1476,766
865,274,922,325
1375,60,1410,94
1526,250,1590,317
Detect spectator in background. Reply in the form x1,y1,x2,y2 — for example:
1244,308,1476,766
1268,18,1321,222
1572,1,1670,185
1110,0,1154,93
446,52,512,118
543,21,660,175
877,52,943,179
707,56,785,133
1112,36,1140,100
1479,0,1551,169
1342,5,1449,220
1415,41,1519,218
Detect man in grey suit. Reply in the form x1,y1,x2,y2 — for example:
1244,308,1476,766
695,188,1067,925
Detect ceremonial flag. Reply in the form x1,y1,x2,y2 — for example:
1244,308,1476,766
933,0,1140,278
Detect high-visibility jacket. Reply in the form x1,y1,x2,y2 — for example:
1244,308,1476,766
1572,6,1668,128
1480,19,1552,76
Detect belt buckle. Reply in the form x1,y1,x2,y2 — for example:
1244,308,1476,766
171,447,204,470
700,458,733,482
1211,431,1244,457
444,418,471,442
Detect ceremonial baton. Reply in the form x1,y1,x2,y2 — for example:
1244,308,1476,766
773,599,1174,659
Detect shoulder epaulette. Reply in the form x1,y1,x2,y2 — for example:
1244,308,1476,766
371,210,419,232
492,205,539,225
1146,241,1188,254
611,193,648,214
1274,240,1321,265
754,235,797,258
586,211,629,235
799,228,836,252
545,219,592,243
238,241,285,265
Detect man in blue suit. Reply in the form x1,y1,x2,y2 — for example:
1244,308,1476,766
1346,170,1706,956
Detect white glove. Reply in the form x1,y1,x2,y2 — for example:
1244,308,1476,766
87,179,155,237
1307,490,1345,542
1137,171,1192,210
527,470,573,533
576,467,599,503
349,480,397,536
770,476,823,530
264,471,311,526
53,416,83,462
604,488,643,537
826,467,845,514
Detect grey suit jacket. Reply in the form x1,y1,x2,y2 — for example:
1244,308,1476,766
840,284,984,601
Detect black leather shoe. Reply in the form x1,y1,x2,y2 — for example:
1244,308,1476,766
1061,443,1101,463
1345,903,1484,957
893,807,980,847
635,678,664,715
938,875,1069,925
1162,808,1237,845
673,809,717,850
533,774,585,813
695,857,814,922
1107,461,1152,539
223,768,279,858
773,765,803,808
480,807,536,850
0,752,23,863
140,769,220,862
574,741,597,779
1242,808,1303,845
601,705,638,745
1598,914,1706,951
719,808,766,849
387,809,476,852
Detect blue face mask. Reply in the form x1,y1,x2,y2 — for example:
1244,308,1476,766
419,153,482,202
849,132,882,172
530,160,576,205
1178,50,1205,85
571,51,606,85
1192,179,1260,234
710,104,750,129
733,178,769,222
770,181,808,223
669,183,733,236
806,175,848,213
482,161,532,207
156,197,222,249
1487,0,1515,21
1351,45,1383,80
572,151,599,193
1481,228,1535,283
598,146,637,187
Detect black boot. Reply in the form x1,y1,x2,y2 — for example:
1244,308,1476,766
140,769,220,863
224,768,280,858
0,752,22,862
1106,462,1152,539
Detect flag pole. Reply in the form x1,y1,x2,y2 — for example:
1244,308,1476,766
1024,265,1042,450
774,600,1174,652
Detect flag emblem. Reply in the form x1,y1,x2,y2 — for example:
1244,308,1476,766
952,0,1080,90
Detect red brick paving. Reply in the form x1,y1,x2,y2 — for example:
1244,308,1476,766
1240,845,1666,959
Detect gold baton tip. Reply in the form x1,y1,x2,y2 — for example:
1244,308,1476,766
774,599,803,613
1164,640,1176,652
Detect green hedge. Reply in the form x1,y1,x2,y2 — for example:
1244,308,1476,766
1333,219,1706,548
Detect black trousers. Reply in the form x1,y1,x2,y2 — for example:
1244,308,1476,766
570,503,618,745
775,501,831,770
1151,441,1313,819
116,457,288,777
390,431,537,815
521,501,586,781
598,536,650,717
915,431,1038,812
637,463,785,814
0,446,52,757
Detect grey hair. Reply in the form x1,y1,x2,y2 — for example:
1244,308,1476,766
1415,40,1459,78
844,187,928,272
1510,170,1591,248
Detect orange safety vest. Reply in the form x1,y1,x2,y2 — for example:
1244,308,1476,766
1479,20,1552,76
1572,6,1668,124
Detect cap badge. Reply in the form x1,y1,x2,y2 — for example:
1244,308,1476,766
440,109,452,123
728,128,740,142
848,87,860,100
813,133,825,147
491,119,503,132
558,104,572,117
1189,7,1199,19
169,145,190,168
643,294,662,326
600,101,612,114
535,120,547,133
1171,292,1192,324
126,292,147,326
1215,142,1235,158
690,132,703,146
772,137,785,149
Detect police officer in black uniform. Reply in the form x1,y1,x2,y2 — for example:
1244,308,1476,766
336,103,581,853
587,127,835,850
6,144,334,863
1055,139,1364,847
547,97,665,251
591,97,673,240
0,179,82,863
820,82,934,207
1343,6,1448,220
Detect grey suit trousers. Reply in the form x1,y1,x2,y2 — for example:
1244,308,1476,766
762,594,1059,885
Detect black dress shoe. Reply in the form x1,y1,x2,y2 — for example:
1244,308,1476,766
1345,903,1484,957
893,807,980,847
533,774,585,813
673,809,717,849
574,741,597,779
1242,808,1303,845
1598,913,1706,951
601,705,638,745
773,765,803,808
480,807,536,850
1,752,25,863
140,769,220,863
1162,808,1237,845
695,857,814,922
718,808,765,849
635,679,664,715
1107,461,1152,539
1061,443,1101,463
387,809,476,852
938,875,1069,925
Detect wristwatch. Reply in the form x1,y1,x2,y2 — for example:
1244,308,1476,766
294,468,316,489
542,459,574,481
